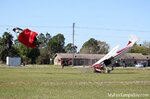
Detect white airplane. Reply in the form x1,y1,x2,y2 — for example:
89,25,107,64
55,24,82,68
92,35,139,73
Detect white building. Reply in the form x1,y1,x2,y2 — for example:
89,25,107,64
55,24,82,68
6,57,21,66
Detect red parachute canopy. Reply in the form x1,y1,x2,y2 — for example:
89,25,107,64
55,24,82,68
18,28,37,48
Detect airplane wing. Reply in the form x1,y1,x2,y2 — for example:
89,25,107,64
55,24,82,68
92,45,119,66
92,35,138,67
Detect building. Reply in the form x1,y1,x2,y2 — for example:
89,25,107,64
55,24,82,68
54,53,149,66
6,57,21,66
54,53,105,66
120,53,148,67
144,55,150,66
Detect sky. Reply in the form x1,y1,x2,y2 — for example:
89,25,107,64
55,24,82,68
0,0,150,51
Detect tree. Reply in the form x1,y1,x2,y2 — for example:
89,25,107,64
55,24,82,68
143,41,150,54
38,33,46,48
80,38,109,54
65,43,77,53
2,32,13,49
37,33,51,48
45,32,51,43
0,37,4,56
96,40,109,54
130,41,150,55
0,32,19,62
27,48,40,64
143,41,150,48
16,44,40,64
48,33,65,56
36,33,51,64
0,47,19,62
37,48,50,64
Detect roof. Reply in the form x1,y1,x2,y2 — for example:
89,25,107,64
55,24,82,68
55,53,105,59
55,53,148,60
144,55,150,59
120,53,147,60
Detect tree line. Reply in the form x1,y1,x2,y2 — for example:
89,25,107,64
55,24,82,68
0,31,150,64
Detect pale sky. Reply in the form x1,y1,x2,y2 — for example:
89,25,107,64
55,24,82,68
0,0,150,51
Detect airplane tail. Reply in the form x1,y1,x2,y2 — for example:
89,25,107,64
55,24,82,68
127,35,139,47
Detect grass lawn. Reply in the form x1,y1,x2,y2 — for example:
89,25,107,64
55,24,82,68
0,64,150,99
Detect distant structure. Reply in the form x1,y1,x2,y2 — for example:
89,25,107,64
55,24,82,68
54,53,104,66
54,53,149,67
6,57,21,66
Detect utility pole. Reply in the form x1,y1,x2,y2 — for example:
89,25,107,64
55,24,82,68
72,23,75,66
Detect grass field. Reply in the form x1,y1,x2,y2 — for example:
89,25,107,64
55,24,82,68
0,64,150,99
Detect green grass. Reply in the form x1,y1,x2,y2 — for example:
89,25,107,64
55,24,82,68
0,65,150,99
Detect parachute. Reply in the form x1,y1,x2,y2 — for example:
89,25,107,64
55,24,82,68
13,27,41,48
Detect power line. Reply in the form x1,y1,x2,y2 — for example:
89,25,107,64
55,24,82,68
0,24,150,33
0,25,71,29
76,26,150,33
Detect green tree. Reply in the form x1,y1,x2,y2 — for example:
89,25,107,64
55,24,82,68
37,33,51,64
65,43,77,53
45,32,51,43
130,42,150,55
27,48,40,64
37,33,51,48
38,33,46,48
0,32,19,62
80,38,109,54
37,48,50,64
96,40,109,54
48,33,65,56
16,44,30,63
2,32,13,48
143,41,150,54
0,37,4,56
17,44,40,64
0,47,19,62
143,41,150,48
